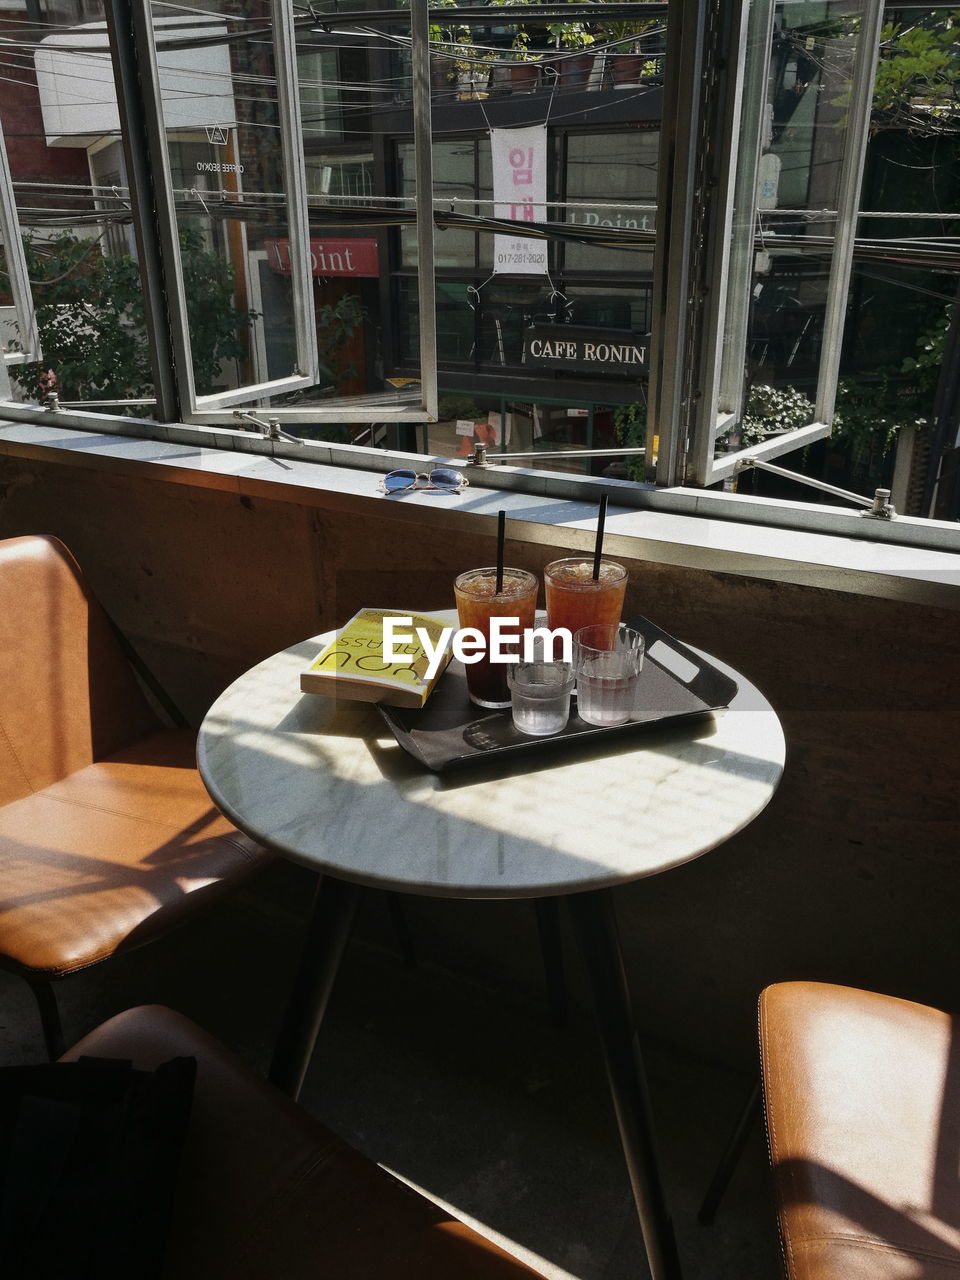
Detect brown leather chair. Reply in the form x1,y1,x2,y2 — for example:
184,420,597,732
760,980,960,1279
61,1004,546,1279
0,534,272,1057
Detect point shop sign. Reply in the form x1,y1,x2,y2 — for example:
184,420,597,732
264,238,379,278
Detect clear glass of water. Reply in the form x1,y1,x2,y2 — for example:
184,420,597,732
508,658,576,737
573,623,645,727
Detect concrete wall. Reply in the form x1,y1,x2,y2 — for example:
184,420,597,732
1,447,957,1068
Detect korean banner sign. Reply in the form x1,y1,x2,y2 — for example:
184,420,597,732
491,125,548,275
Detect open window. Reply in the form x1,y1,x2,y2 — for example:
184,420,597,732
138,0,437,430
668,0,886,487
133,1,318,417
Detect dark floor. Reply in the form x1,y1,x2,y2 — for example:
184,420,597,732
0,861,782,1279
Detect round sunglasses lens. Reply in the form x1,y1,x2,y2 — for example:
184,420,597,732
429,468,461,489
384,470,416,491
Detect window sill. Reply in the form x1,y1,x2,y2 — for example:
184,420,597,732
1,418,958,610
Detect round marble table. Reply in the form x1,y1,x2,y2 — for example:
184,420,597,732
198,631,784,1280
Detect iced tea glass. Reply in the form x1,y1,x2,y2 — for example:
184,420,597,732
543,557,627,637
454,567,538,708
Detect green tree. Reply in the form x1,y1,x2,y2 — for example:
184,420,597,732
827,11,960,132
832,305,953,456
872,13,960,130
3,229,251,403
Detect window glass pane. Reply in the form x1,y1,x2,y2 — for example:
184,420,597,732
563,285,652,335
400,278,473,365
242,10,432,421
305,153,374,202
425,390,506,459
424,394,631,478
477,142,494,269
564,132,658,272
391,5,664,471
148,0,304,397
742,6,854,395
299,48,343,141
400,139,477,268
10,0,158,409
721,0,877,447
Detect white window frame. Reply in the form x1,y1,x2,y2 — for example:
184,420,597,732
0,119,41,372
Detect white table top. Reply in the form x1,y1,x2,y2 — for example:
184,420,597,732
198,627,785,900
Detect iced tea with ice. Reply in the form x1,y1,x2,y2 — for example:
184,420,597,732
543,557,627,637
454,567,538,708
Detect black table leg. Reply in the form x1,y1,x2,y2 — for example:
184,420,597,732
534,897,566,1027
268,873,363,1100
566,888,683,1280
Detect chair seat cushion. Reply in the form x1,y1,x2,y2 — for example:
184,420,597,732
0,730,265,975
64,1005,546,1280
760,981,960,1280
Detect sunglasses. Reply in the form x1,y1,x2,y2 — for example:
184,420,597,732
379,467,469,494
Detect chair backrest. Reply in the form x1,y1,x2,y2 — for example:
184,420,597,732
0,535,159,804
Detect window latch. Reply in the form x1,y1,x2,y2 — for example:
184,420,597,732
465,442,646,467
735,457,896,520
232,410,304,446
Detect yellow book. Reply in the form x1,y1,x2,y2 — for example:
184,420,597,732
300,608,455,708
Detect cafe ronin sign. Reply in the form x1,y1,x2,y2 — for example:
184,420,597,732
523,324,650,376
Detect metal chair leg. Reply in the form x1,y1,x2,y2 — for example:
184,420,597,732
697,1079,761,1224
23,974,66,1060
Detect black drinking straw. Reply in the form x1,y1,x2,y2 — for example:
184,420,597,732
496,509,505,594
592,494,608,580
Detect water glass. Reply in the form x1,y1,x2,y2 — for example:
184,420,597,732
573,623,645,727
508,657,575,737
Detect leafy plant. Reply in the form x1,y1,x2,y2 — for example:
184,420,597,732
827,12,960,133
593,0,664,55
739,384,815,445
3,229,251,403
438,393,481,420
873,13,960,130
899,302,952,396
546,18,594,50
453,44,497,78
613,399,647,480
315,293,366,391
486,0,533,55
831,377,917,458
831,305,953,456
482,0,591,56
419,0,468,47
178,228,253,393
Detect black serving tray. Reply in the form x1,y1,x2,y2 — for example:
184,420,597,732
377,614,738,774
